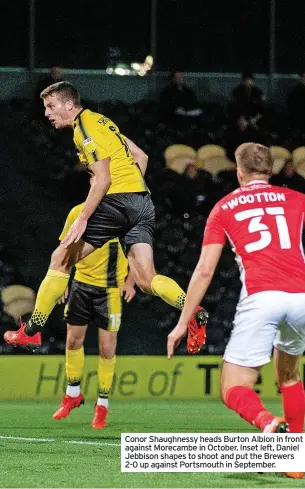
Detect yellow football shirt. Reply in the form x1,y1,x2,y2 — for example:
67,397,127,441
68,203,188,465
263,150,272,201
73,109,147,194
59,204,128,288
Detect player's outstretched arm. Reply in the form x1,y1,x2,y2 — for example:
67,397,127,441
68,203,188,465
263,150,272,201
120,269,136,303
79,159,111,220
125,137,148,176
62,159,111,247
167,243,223,358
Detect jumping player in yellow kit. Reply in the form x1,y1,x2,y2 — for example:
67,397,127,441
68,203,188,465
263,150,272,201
4,81,207,353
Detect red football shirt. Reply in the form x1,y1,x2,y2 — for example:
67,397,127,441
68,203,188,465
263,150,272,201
203,181,305,296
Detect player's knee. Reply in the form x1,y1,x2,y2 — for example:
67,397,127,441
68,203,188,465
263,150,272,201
99,346,116,359
50,246,68,271
66,336,84,350
135,277,153,294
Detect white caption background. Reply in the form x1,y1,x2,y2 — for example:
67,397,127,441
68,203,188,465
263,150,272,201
121,433,305,472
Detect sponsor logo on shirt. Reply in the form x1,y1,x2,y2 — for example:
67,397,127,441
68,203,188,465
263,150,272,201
98,116,110,125
82,137,96,154
83,137,93,145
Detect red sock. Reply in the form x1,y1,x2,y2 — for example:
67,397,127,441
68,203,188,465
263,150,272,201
225,386,274,431
280,381,305,433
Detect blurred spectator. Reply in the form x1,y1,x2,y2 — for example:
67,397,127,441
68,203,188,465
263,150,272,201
159,163,217,216
33,65,64,120
36,65,63,94
270,157,305,193
228,70,265,125
287,72,305,132
159,72,202,128
225,116,268,162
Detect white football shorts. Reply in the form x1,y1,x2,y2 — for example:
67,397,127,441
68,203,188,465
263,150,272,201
224,291,305,367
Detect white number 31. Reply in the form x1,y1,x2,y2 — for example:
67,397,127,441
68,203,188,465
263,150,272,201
234,206,291,253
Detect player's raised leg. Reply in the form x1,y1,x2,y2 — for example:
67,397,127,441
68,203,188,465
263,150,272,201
4,240,96,349
127,242,208,352
53,324,86,420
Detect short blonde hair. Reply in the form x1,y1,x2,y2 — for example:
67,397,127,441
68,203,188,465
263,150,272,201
40,81,81,107
235,143,273,176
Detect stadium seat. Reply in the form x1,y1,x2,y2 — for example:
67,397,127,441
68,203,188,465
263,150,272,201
198,156,236,176
1,285,35,323
296,160,305,179
292,146,305,168
197,144,226,165
164,144,197,174
270,146,291,174
196,145,235,175
1,285,35,303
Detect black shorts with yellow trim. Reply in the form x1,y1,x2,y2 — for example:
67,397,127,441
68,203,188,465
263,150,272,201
82,192,155,251
64,279,122,331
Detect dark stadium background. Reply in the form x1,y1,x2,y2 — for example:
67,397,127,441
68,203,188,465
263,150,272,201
0,0,305,358
2,0,305,73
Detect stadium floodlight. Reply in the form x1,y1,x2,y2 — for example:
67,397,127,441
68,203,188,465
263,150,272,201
114,66,128,76
131,62,141,71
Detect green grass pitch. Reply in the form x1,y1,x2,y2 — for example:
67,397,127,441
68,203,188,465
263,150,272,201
0,399,303,488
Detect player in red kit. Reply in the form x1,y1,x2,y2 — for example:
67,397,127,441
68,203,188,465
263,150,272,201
167,143,305,480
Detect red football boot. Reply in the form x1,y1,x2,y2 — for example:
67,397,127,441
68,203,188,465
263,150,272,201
263,416,288,433
92,404,108,429
53,394,84,420
284,473,304,479
4,318,41,351
262,418,303,479
187,306,209,354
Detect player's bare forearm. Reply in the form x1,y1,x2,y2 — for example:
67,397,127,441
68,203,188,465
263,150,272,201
80,178,110,220
125,137,148,175
80,159,111,221
120,268,136,302
125,268,136,288
177,244,223,327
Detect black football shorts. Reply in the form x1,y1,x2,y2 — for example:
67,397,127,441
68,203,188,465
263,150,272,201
64,279,122,331
82,191,155,251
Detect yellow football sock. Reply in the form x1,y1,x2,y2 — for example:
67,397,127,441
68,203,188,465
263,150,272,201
66,347,84,385
151,274,186,310
30,269,70,327
98,356,116,398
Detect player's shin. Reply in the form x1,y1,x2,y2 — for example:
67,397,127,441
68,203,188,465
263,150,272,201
66,346,85,396
280,381,305,432
97,355,116,407
25,269,70,334
224,385,277,431
52,347,85,420
92,355,116,429
150,274,186,309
